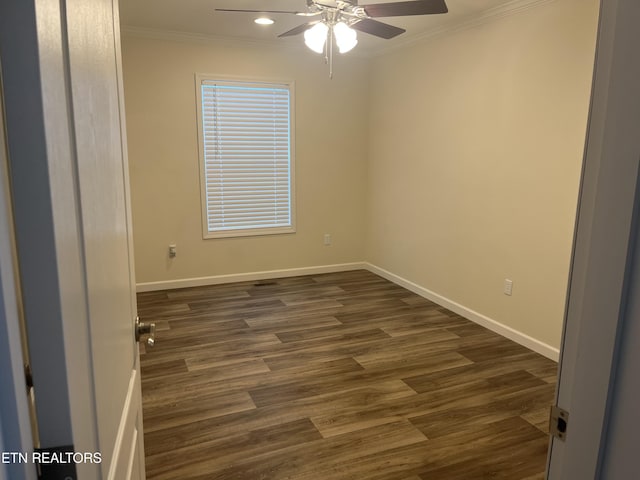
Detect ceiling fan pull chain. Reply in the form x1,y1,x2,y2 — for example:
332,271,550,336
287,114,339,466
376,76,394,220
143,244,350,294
324,29,329,66
329,26,334,79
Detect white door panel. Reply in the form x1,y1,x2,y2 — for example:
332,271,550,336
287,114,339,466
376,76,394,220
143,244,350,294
108,370,143,480
64,0,145,477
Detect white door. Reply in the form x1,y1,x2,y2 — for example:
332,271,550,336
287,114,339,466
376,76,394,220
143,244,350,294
0,1,146,479
64,0,146,478
547,0,640,477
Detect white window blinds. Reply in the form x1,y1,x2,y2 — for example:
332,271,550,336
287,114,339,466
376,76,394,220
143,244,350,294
198,78,295,238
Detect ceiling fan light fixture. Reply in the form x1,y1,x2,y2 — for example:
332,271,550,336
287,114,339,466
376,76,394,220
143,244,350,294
304,22,329,54
333,21,358,54
217,0,449,77
254,17,275,25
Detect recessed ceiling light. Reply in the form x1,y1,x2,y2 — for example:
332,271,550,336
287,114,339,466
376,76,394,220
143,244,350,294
254,17,275,25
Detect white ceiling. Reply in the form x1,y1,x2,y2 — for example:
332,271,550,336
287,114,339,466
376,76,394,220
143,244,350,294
119,0,525,54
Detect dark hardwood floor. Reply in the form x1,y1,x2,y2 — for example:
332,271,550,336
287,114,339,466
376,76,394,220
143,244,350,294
137,269,557,480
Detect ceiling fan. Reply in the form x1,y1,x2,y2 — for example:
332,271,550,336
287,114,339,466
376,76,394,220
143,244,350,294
216,0,448,76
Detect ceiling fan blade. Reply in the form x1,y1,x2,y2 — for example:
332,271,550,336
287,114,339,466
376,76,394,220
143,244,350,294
362,0,448,17
278,22,316,37
351,18,405,39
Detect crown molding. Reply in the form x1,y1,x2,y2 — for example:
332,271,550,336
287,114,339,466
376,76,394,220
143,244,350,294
120,25,375,59
121,25,306,53
372,0,558,58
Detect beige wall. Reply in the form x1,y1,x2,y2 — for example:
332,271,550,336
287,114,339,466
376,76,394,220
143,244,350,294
366,0,599,349
122,35,370,284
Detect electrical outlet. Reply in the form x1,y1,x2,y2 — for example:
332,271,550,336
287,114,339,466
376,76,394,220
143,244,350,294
504,278,513,296
169,244,177,258
323,233,332,246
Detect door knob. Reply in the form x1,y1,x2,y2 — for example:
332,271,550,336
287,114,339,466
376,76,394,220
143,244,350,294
135,316,156,347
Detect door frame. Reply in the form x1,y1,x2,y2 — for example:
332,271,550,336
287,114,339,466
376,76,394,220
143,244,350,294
0,55,37,480
0,1,122,478
546,0,640,477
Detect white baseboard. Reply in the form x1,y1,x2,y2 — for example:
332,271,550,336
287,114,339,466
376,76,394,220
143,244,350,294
136,260,559,361
135,262,367,292
364,263,560,361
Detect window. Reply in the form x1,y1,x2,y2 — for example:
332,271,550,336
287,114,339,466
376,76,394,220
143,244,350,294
196,76,295,238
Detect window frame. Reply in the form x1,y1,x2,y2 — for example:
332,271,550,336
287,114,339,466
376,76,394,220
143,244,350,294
195,74,296,239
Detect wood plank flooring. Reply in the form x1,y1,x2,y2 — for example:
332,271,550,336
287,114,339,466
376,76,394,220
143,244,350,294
137,270,557,480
